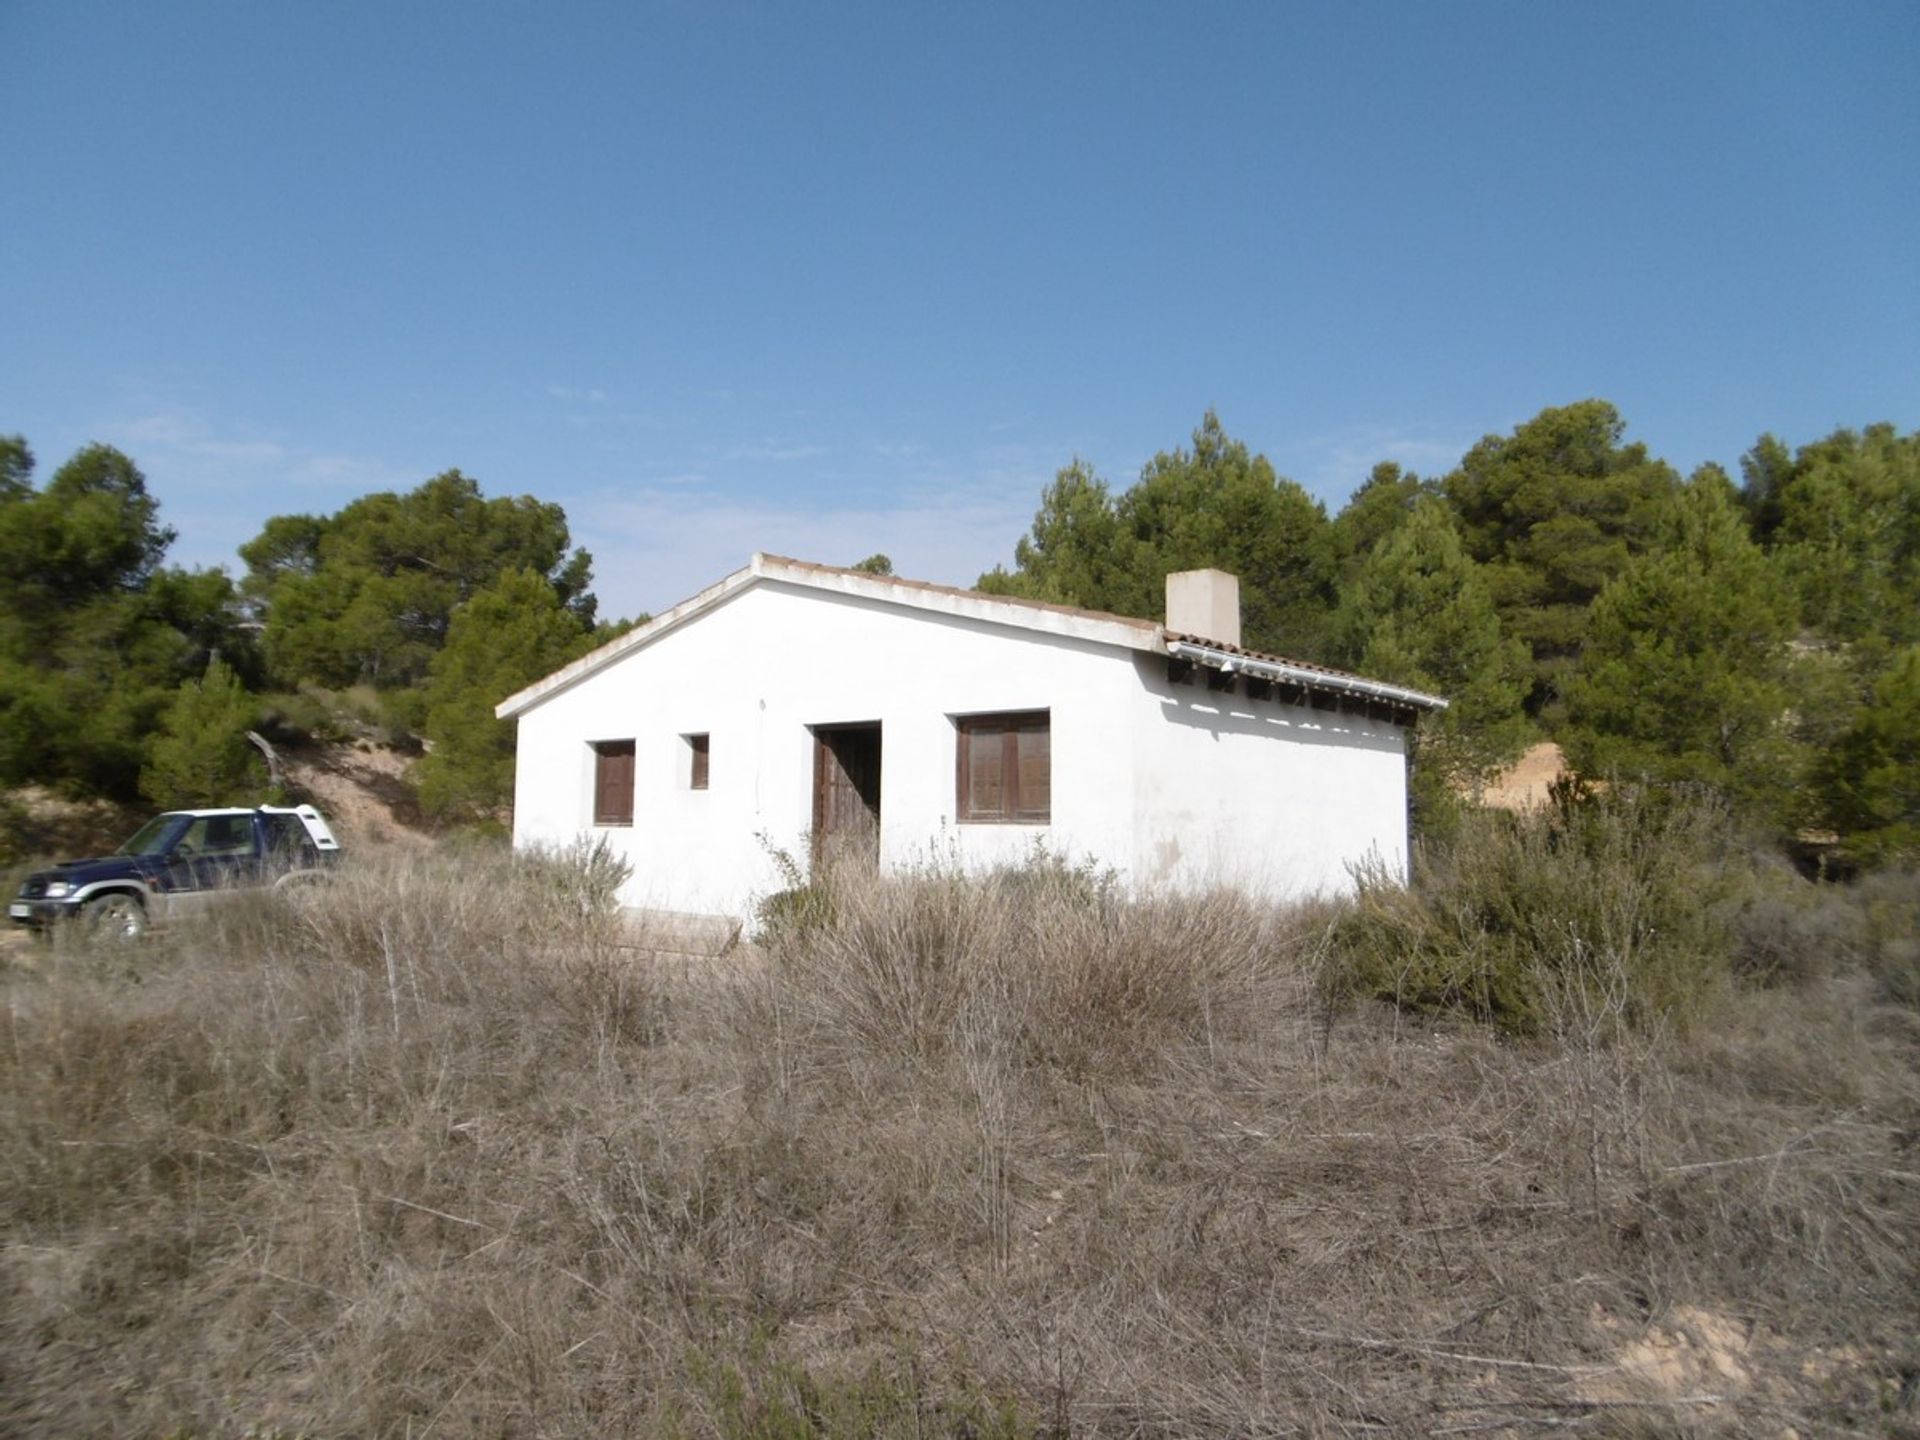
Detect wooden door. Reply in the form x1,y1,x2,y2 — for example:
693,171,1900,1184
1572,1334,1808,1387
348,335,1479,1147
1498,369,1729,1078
811,724,881,871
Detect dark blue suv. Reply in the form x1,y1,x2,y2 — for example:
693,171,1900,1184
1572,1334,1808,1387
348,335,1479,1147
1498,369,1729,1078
10,805,342,939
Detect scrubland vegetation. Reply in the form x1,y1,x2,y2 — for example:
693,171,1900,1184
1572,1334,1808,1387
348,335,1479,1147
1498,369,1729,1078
4,402,1917,1432
5,798,1917,1437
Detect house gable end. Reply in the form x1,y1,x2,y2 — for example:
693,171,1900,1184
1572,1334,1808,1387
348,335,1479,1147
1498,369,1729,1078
495,553,1162,720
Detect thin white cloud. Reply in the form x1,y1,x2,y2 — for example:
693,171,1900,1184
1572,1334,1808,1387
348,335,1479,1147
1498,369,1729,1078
115,407,410,497
1285,424,1478,507
95,404,420,572
545,383,609,404
721,440,831,464
293,452,418,492
122,411,287,466
541,384,660,430
865,439,931,462
574,465,1046,623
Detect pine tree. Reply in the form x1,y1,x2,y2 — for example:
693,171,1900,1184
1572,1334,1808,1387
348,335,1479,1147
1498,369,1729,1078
1331,461,1428,598
416,569,597,824
1814,645,1920,864
1341,496,1532,826
1442,400,1678,707
139,658,267,809
979,415,1339,660
1117,412,1339,659
1,441,249,799
241,469,597,691
977,459,1128,606
1760,423,1920,649
1560,468,1793,804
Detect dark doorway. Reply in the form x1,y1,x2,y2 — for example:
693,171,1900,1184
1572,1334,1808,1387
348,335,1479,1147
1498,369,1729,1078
811,723,881,871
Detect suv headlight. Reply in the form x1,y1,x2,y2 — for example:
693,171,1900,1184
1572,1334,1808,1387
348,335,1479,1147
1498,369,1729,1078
43,881,73,899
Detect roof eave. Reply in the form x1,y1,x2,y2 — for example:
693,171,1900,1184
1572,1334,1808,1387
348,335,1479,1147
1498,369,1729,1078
494,560,761,719
1162,636,1449,713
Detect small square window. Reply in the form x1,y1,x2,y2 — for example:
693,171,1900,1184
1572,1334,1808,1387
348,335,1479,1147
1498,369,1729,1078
687,733,710,790
592,740,635,826
955,711,1049,823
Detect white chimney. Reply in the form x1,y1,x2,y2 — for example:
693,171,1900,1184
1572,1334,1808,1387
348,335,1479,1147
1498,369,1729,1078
1165,568,1241,647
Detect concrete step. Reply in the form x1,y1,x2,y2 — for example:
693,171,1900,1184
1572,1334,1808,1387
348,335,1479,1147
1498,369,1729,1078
619,908,743,957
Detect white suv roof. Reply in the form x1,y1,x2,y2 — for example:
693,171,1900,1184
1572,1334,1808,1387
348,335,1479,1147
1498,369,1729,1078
168,805,340,851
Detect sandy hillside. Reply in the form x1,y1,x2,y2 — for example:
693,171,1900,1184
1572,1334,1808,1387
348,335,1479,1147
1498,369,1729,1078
280,741,435,850
1482,740,1569,812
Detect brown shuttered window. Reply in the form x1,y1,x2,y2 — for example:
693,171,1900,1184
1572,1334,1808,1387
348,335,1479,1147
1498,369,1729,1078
955,711,1050,823
688,733,710,790
592,740,635,825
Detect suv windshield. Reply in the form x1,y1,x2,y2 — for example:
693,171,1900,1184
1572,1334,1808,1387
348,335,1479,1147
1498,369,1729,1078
119,814,189,856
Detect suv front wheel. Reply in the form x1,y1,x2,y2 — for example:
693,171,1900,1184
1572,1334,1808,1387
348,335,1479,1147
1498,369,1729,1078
84,893,147,942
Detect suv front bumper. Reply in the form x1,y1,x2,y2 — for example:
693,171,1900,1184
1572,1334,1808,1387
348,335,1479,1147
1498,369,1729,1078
9,897,84,930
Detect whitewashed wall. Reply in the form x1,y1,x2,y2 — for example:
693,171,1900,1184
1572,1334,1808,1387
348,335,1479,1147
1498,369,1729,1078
511,580,1138,918
509,578,1411,921
1125,654,1410,899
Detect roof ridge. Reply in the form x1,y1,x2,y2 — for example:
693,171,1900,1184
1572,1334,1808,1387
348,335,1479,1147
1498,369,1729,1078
755,553,1159,632
495,553,1445,719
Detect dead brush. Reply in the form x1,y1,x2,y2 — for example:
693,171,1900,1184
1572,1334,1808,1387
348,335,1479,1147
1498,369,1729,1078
252,840,656,1047
2,845,1917,1437
744,860,1311,1084
749,860,991,1070
0,841,679,1435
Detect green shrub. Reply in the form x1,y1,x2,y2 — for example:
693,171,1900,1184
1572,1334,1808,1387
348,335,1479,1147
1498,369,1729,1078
985,839,1118,910
754,882,833,941
1856,866,1920,1004
1724,877,1855,987
0,792,32,868
255,683,412,747
139,659,269,809
679,1331,1026,1440
1723,861,1920,1004
1326,786,1748,1033
751,835,834,941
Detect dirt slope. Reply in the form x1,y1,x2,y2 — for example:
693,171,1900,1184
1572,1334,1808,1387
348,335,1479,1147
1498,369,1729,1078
280,741,435,849
1482,740,1569,812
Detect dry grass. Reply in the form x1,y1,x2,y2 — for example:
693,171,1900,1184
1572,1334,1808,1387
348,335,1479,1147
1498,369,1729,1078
2,843,1917,1437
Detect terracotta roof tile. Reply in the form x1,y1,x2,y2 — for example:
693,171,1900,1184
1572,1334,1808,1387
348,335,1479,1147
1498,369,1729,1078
1163,631,1358,682
1164,631,1446,710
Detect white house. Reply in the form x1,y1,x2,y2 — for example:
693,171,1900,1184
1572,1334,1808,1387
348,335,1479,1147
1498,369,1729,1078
496,554,1446,922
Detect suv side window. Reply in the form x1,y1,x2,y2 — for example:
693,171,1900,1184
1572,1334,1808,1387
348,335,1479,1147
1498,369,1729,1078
263,814,318,866
199,814,257,857
174,817,222,855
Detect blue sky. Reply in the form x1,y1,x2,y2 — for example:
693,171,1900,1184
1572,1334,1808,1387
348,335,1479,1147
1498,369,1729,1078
4,0,1915,622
